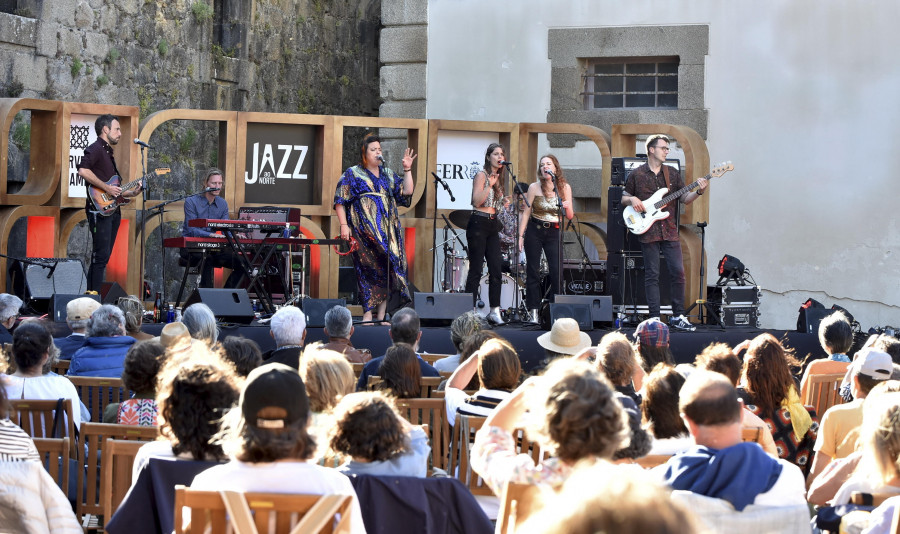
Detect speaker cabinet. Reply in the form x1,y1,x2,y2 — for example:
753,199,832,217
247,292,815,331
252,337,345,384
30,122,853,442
606,252,671,312
7,259,87,312
100,281,128,304
183,288,255,324
554,294,613,324
301,298,347,328
50,294,101,323
797,307,833,334
414,292,473,325
548,303,594,332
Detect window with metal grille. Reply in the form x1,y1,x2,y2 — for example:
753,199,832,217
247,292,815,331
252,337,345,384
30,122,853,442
583,58,679,109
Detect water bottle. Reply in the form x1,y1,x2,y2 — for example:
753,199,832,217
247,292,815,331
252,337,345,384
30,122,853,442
166,304,175,323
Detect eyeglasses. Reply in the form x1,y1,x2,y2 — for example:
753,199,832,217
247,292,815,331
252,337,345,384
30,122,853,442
652,146,671,152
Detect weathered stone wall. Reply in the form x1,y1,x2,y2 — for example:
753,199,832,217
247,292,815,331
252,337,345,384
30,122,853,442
1,0,382,299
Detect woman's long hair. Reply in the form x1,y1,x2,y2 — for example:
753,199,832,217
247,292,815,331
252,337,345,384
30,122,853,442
642,363,688,439
743,333,802,414
538,154,568,202
482,143,506,201
378,343,422,398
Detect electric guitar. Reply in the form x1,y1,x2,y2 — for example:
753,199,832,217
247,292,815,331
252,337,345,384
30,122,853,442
88,168,170,216
622,161,733,235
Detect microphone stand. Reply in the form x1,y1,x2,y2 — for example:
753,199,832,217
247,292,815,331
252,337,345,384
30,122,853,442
550,173,565,302
138,144,149,302
431,172,456,292
503,164,526,323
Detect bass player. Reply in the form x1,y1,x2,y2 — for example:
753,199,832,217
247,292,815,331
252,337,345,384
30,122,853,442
620,134,708,331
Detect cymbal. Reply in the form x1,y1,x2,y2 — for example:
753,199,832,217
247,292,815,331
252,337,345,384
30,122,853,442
448,210,471,229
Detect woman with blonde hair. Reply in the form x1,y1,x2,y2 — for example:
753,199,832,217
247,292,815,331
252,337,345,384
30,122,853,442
117,295,153,341
300,344,355,418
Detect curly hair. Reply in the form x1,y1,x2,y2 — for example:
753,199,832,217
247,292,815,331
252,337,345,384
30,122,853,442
12,320,52,371
642,364,688,439
378,343,421,398
220,336,263,377
597,332,637,387
450,312,483,353
477,338,521,391
87,304,126,337
329,391,408,462
156,348,240,460
743,333,802,414
694,342,742,386
117,295,145,336
121,340,166,395
300,344,355,413
529,359,629,463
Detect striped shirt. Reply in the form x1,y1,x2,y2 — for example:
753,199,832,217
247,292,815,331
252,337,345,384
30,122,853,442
0,419,40,462
445,388,512,425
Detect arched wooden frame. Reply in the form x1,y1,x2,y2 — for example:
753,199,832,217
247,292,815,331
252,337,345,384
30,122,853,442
0,98,63,206
518,123,612,222
0,206,61,281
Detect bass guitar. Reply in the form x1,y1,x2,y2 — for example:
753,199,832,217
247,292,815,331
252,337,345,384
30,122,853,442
622,161,733,235
88,168,170,216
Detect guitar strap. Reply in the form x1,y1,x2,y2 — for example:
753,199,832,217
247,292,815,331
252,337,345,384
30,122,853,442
661,164,673,207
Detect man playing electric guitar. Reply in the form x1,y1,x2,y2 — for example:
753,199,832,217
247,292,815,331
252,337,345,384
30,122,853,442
621,134,708,331
77,114,142,291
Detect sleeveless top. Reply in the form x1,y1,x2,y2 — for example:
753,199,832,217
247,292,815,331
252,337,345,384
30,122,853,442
117,398,158,426
531,195,560,222
473,172,504,211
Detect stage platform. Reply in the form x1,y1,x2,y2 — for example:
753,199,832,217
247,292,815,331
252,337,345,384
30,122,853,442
122,321,825,375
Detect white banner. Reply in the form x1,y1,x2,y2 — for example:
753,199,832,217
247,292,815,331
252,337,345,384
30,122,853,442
67,114,98,199
433,131,499,211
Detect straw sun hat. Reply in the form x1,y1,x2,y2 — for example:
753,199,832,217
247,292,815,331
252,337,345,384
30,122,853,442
537,318,592,355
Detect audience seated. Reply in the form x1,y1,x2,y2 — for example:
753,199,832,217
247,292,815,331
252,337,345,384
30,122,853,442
535,318,592,365
321,305,371,364
445,338,521,425
694,342,778,456
262,305,306,369
522,462,699,534
3,321,89,429
596,331,643,404
660,370,807,510
117,295,154,342
633,318,675,374
189,363,365,532
300,343,355,422
0,383,39,461
799,312,853,401
378,343,424,398
357,308,439,391
808,349,892,487
182,303,219,345
433,312,484,373
330,391,429,477
102,340,167,425
219,336,262,377
0,294,21,345
471,358,630,494
642,363,692,455
53,297,100,359
738,333,819,475
69,304,136,377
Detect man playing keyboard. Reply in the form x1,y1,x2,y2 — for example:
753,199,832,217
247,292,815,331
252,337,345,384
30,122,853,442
182,169,243,288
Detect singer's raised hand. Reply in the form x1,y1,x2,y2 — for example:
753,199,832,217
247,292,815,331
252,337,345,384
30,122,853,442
402,148,417,170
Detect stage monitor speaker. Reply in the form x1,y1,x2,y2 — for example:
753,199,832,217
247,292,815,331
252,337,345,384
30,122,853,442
100,281,128,304
301,298,346,328
562,260,606,296
549,303,593,332
7,259,87,312
183,288,255,324
50,293,101,323
414,292,473,325
606,252,671,310
798,307,833,334
606,187,641,254
554,294,613,324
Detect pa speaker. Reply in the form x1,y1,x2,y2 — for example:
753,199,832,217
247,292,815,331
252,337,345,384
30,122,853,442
414,292,473,325
301,298,346,328
183,288,255,324
100,281,128,304
606,252,671,309
798,307,833,334
549,303,594,331
50,293,100,323
554,295,613,324
7,259,87,312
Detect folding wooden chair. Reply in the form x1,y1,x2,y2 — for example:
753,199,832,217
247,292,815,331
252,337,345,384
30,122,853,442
421,353,452,366
496,482,542,534
173,486,352,534
634,454,674,469
350,362,365,379
802,372,846,420
52,359,70,376
102,439,150,520
67,376,127,423
395,398,448,470
448,414,494,496
366,375,443,398
32,437,70,492
8,398,76,443
741,426,763,444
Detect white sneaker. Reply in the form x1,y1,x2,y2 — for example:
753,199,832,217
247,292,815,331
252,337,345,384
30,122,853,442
669,314,696,332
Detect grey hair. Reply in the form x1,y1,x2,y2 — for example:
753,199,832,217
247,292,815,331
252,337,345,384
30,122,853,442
324,306,353,339
271,306,306,347
183,303,219,343
450,312,484,352
117,295,144,334
0,294,22,322
87,304,127,337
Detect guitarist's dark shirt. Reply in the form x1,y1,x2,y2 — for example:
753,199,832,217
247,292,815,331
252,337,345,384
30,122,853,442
624,163,684,244
77,137,119,207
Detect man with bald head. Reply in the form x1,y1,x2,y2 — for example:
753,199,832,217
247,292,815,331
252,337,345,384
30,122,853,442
660,370,806,511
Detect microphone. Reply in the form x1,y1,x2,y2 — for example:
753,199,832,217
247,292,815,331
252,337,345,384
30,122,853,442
203,187,221,193
431,171,455,202
376,155,385,164
545,170,556,179
133,139,154,149
499,161,513,166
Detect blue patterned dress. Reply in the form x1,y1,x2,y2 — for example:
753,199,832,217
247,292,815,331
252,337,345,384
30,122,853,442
334,165,412,312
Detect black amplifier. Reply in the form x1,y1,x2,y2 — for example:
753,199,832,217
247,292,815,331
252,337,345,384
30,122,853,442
707,285,761,305
706,304,760,328
563,260,606,295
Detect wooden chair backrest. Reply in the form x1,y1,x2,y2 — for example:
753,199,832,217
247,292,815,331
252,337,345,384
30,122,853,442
395,398,448,470
366,375,444,398
802,372,846,419
77,422,159,520
52,359,70,376
448,414,493,496
634,454,674,469
496,482,542,534
32,437,70,492
102,439,149,520
173,486,353,534
8,398,75,442
350,362,365,379
439,371,452,381
741,426,763,444
67,376,127,423
421,353,452,365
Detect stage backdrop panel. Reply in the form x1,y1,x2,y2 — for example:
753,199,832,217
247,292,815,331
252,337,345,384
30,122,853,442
243,122,317,205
